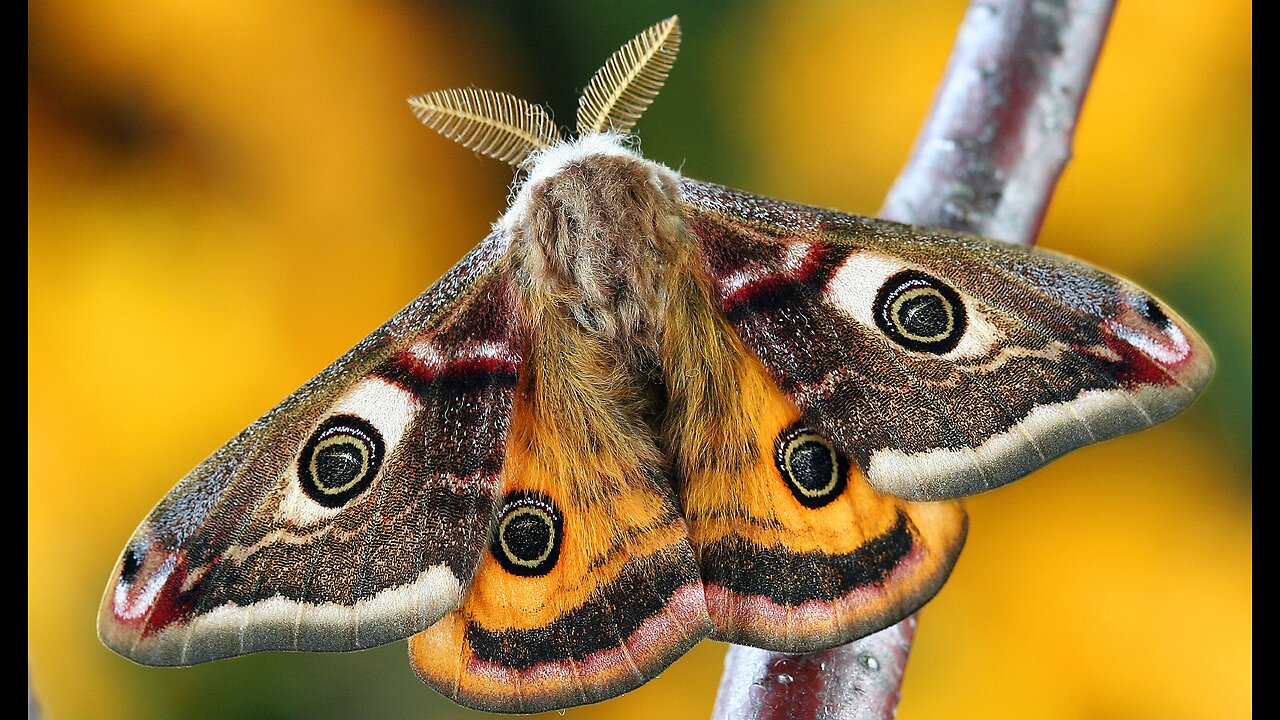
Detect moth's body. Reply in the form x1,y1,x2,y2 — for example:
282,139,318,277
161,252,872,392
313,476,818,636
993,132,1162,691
406,136,964,706
508,136,754,490
99,18,1214,715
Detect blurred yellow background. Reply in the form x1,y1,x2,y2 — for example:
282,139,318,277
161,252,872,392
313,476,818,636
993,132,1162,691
28,1,1250,718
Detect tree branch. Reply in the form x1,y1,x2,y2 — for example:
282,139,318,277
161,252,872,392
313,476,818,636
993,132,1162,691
711,1,1115,717
882,0,1117,246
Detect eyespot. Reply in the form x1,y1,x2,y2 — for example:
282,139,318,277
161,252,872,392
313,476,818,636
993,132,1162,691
873,270,967,353
297,414,384,508
775,422,849,509
120,548,142,583
1137,294,1172,328
492,492,563,577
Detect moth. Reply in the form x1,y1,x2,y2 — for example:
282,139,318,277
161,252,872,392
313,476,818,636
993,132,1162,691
99,17,1214,714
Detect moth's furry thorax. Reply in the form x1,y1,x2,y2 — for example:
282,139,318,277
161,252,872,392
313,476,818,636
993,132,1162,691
503,134,757,497
506,134,688,348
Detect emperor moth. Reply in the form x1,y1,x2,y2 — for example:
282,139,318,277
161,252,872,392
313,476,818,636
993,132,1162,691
98,16,1213,713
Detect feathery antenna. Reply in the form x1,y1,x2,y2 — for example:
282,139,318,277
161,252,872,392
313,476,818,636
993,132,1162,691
409,88,562,166
411,17,682,164
576,16,682,136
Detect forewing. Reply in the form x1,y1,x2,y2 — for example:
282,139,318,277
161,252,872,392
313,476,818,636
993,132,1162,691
98,231,526,665
680,179,1214,501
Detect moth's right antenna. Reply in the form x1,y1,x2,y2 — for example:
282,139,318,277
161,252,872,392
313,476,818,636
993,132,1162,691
576,16,682,137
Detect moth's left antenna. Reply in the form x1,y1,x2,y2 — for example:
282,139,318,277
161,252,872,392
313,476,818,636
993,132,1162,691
409,88,562,166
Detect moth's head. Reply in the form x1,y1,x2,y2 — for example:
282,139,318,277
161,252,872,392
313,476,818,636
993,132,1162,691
519,132,640,186
407,16,680,169
499,132,684,236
